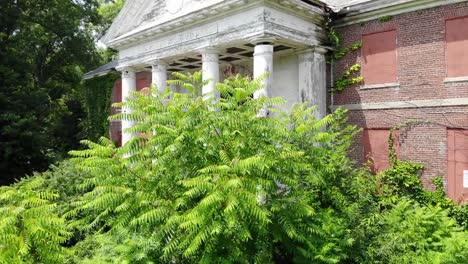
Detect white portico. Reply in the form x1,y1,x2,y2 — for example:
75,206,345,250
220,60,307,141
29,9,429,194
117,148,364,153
103,0,329,145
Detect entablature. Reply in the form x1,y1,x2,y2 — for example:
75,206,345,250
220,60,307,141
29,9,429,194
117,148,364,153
105,0,326,51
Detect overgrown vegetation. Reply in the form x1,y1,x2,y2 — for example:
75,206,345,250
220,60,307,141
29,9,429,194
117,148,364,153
1,75,467,263
0,0,124,185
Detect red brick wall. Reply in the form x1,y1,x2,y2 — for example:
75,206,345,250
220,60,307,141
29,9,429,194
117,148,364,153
334,2,468,190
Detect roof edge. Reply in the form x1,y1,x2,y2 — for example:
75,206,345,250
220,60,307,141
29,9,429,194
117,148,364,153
333,0,468,27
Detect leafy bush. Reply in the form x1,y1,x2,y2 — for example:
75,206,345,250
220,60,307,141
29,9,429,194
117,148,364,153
2,74,468,263
67,74,367,263
0,177,70,263
360,200,458,264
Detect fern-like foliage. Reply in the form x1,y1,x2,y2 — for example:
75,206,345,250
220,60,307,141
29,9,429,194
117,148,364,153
68,73,362,263
66,73,468,263
0,177,70,263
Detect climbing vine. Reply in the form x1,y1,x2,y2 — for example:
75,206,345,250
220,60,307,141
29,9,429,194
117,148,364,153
334,64,364,92
329,29,364,92
81,72,120,141
387,120,427,165
384,121,468,229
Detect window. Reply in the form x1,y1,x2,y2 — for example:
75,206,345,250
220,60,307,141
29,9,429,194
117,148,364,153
447,129,468,203
446,17,468,77
362,30,397,85
362,129,399,173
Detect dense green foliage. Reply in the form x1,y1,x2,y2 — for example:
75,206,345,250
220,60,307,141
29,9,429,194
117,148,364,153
0,177,70,263
0,0,125,185
0,0,104,184
0,75,467,263
81,72,120,142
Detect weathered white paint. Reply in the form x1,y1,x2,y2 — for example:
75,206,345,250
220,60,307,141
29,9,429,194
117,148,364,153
271,52,299,112
105,0,331,143
361,82,400,90
118,67,137,145
151,60,168,93
253,44,274,98
296,47,327,119
444,76,468,84
201,48,220,102
104,0,324,50
217,52,300,101
116,4,324,67
253,44,274,117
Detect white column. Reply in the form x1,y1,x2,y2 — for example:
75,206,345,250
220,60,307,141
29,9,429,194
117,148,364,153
151,60,168,93
253,44,274,117
201,48,220,102
119,66,137,145
297,47,327,120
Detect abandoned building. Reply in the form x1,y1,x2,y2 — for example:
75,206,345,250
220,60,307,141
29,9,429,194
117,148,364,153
84,0,468,202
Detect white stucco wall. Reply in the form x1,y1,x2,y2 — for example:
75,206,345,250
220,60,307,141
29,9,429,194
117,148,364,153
272,53,299,112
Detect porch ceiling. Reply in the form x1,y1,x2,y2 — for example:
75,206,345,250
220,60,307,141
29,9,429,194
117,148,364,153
163,42,295,72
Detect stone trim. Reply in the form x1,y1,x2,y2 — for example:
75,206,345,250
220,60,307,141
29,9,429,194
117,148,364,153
334,98,468,111
360,82,400,90
443,76,468,84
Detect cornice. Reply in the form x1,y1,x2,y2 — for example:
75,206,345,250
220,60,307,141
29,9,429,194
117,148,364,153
334,0,468,27
105,0,325,50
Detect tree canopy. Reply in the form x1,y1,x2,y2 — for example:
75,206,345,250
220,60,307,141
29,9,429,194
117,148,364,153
0,0,124,185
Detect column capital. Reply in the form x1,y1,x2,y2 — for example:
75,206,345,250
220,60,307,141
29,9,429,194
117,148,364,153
296,46,329,56
199,47,220,54
254,44,274,57
313,46,329,55
200,47,219,63
151,60,168,73
116,65,137,79
150,59,168,67
296,48,315,61
248,36,277,45
115,65,137,72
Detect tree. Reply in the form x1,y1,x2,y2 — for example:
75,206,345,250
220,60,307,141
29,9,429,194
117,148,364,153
65,74,373,262
0,74,467,262
0,0,102,184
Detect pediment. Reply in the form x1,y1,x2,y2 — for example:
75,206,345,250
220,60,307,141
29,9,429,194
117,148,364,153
102,0,224,45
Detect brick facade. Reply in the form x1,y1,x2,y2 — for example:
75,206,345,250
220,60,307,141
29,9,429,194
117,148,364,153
334,2,468,191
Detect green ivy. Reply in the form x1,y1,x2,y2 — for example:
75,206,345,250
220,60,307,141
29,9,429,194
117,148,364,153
333,64,364,92
80,72,119,141
329,29,364,92
384,122,468,229
379,15,393,23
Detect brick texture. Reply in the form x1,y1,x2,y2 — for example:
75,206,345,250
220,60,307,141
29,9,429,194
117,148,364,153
334,3,468,190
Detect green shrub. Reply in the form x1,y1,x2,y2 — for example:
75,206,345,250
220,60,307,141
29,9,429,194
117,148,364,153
360,200,457,264
0,177,70,263
68,74,365,263
3,74,468,263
